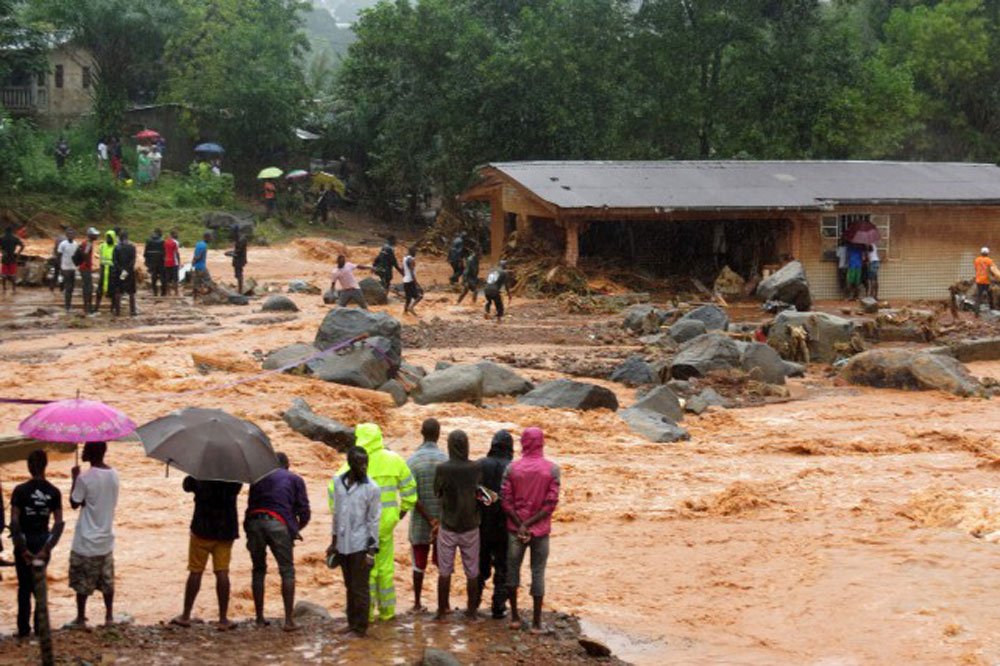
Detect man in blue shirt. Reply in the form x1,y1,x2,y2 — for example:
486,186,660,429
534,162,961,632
192,231,210,303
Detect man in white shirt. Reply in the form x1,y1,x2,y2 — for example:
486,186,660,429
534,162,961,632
835,239,848,298
67,441,120,628
402,246,423,316
866,244,880,299
97,139,108,170
328,254,370,309
56,228,79,312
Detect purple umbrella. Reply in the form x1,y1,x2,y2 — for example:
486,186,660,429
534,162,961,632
845,221,881,246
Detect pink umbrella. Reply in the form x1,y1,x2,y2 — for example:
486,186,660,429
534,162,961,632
19,398,136,444
845,221,881,246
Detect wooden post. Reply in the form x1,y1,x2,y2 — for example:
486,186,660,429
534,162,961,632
564,218,580,267
32,560,54,666
489,193,505,263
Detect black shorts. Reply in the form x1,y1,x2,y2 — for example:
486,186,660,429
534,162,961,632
164,266,179,283
404,281,421,300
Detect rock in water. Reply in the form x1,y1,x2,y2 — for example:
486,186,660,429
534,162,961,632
632,385,683,421
685,395,709,415
578,637,613,658
676,304,729,332
670,333,742,379
620,408,689,443
282,398,355,451
315,308,402,366
359,277,388,305
322,289,337,305
476,361,534,396
609,355,655,386
422,648,462,666
312,336,396,389
756,260,812,311
262,343,319,373
378,379,409,407
292,600,332,622
288,279,320,294
669,318,707,344
841,349,982,397
412,365,485,406
261,295,300,313
740,342,787,385
518,380,619,411
767,311,854,363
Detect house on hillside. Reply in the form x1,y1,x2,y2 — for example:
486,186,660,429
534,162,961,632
1,35,94,128
460,161,1000,301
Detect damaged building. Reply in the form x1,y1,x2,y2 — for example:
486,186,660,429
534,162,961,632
460,160,1000,300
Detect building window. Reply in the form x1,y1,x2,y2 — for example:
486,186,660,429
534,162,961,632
820,213,891,261
54,65,64,89
82,66,91,89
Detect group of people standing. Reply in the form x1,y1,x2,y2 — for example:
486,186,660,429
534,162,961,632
836,239,880,300
3,421,560,641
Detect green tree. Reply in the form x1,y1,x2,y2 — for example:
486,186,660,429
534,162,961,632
0,1,46,84
164,0,309,185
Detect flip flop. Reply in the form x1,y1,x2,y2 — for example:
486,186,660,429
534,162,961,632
216,621,237,632
169,617,191,628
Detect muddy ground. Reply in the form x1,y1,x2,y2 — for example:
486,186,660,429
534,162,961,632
3,234,1000,664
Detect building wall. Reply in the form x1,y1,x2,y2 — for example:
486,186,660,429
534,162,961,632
799,205,1000,301
40,45,94,128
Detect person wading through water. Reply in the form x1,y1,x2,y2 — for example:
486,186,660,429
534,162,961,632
144,228,165,297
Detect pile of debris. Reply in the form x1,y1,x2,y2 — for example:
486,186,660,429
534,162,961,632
414,207,484,256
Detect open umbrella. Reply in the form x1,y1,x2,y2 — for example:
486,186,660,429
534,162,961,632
19,398,136,464
845,220,881,246
134,129,161,141
136,407,279,483
194,142,225,155
285,169,309,181
257,167,283,180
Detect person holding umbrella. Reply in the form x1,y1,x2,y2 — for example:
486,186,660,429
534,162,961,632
67,441,120,629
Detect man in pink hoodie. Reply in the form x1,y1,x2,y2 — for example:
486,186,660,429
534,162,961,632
500,427,560,633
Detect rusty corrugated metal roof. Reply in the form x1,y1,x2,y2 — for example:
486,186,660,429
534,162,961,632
484,161,1000,210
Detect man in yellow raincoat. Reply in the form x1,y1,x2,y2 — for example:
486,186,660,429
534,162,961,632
329,424,416,622
94,229,117,313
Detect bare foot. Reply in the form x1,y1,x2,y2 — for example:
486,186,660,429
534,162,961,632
255,618,271,628
282,622,300,633
508,619,522,630
63,619,88,630
216,620,236,631
529,625,549,635
169,616,191,628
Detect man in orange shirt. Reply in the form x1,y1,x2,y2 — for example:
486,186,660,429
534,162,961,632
974,247,1000,314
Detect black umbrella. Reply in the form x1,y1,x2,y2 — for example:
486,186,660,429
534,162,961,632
137,408,279,483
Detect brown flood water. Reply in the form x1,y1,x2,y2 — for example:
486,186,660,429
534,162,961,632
3,239,1000,664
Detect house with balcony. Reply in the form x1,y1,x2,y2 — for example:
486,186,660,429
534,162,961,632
1,35,94,129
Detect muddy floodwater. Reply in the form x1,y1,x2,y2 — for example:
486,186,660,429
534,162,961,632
3,239,1000,664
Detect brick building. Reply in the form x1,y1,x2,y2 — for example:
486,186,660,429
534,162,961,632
460,161,1000,301
1,36,95,129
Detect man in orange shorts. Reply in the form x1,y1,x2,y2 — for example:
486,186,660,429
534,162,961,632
172,476,242,630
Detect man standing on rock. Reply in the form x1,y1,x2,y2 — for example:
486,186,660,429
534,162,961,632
434,430,482,621
1,225,25,295
502,427,560,634
484,260,512,324
406,418,447,612
402,246,423,316
330,423,416,623
56,228,78,313
372,236,403,291
327,446,380,637
245,452,310,632
144,228,165,297
477,430,513,619
172,475,241,630
111,230,138,317
329,255,370,309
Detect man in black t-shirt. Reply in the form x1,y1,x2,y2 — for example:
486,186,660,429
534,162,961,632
10,450,65,638
172,476,241,630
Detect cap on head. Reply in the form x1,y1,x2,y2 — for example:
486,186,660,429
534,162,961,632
87,227,99,238
982,247,990,255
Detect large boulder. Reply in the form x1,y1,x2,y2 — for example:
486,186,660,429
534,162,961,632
262,343,319,373
623,305,664,335
740,342,787,385
677,304,729,332
620,408,690,443
841,349,982,397
312,336,395,389
756,260,811,311
359,277,388,305
518,380,619,411
476,361,534,397
948,337,1000,363
315,308,402,366
261,294,300,313
669,318,707,344
632,385,683,422
412,365,484,406
282,398,355,451
608,355,655,387
670,333,742,380
288,279,321,295
203,210,255,236
378,380,409,407
767,311,853,363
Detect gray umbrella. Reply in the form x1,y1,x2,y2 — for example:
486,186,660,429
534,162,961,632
137,407,279,483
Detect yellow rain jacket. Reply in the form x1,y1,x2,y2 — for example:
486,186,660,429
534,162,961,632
328,423,416,621
98,229,117,294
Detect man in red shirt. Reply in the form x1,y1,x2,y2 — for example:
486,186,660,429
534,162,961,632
263,181,276,219
78,228,99,315
163,229,180,296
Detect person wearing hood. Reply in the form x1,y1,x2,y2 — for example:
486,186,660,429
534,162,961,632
329,423,416,623
111,230,138,317
95,229,117,313
477,430,513,619
501,427,561,633
144,228,165,297
433,430,482,620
